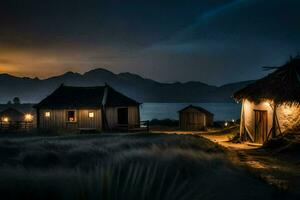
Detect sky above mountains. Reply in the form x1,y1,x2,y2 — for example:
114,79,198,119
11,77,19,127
0,0,300,85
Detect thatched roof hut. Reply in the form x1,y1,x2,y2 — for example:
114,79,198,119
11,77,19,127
234,57,300,105
234,57,300,144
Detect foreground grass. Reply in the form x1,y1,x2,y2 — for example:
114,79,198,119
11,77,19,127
0,133,293,200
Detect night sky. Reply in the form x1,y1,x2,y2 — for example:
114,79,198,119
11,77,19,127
1,0,300,85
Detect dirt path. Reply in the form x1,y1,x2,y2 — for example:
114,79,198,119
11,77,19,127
157,130,297,193
201,133,297,193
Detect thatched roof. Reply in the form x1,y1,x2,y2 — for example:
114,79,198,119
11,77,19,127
234,57,300,104
35,84,140,109
178,105,214,116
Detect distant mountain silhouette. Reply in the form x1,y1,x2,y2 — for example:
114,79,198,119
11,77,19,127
0,68,254,103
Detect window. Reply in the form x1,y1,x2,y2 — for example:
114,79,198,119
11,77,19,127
117,108,128,125
25,114,33,121
88,112,94,118
45,112,51,117
2,117,9,122
67,110,76,122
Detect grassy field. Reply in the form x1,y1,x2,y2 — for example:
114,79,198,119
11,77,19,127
0,133,294,200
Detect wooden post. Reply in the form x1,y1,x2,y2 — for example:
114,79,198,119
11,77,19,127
239,99,245,140
101,85,109,131
36,108,40,129
137,105,141,128
272,103,277,138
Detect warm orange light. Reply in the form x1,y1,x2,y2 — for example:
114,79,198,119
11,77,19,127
3,117,9,122
282,105,294,115
25,114,33,121
88,112,94,118
262,99,273,107
45,112,51,117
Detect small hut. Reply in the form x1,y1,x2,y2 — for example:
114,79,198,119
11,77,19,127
35,84,141,131
179,105,214,130
0,107,34,130
234,57,300,144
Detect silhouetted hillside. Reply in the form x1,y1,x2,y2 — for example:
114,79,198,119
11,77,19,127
0,69,254,103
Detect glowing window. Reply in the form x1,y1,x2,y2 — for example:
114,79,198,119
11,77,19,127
88,112,94,118
67,110,76,122
2,117,9,122
25,114,33,121
45,112,51,117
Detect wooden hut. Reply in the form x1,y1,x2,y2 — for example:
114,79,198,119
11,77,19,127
34,84,141,131
234,57,300,144
179,105,214,130
0,107,34,130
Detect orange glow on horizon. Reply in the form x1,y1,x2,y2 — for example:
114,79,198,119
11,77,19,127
0,46,117,79
0,49,83,78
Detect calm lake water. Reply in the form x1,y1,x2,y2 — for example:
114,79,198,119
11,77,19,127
140,103,241,121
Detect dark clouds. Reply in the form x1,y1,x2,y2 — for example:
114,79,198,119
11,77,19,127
0,0,299,84
0,0,227,47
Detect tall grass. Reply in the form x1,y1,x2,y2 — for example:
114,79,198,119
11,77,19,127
0,163,200,200
0,133,290,200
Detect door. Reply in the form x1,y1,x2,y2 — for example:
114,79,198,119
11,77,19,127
187,112,198,130
118,108,128,125
254,110,268,143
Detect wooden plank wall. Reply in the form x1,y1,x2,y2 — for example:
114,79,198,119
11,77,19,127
206,115,213,126
39,109,102,129
78,109,102,129
242,99,273,143
179,107,212,130
39,109,65,129
242,99,300,143
128,106,139,126
105,106,140,128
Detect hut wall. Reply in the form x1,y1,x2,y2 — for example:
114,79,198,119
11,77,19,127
242,100,300,143
38,109,102,130
0,114,23,122
77,109,102,129
179,107,210,130
128,106,140,126
243,100,273,137
242,100,274,143
276,104,300,133
105,107,117,128
39,109,66,129
31,113,37,128
105,106,140,128
206,115,214,126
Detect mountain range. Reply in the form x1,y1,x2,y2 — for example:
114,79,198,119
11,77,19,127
0,68,254,103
